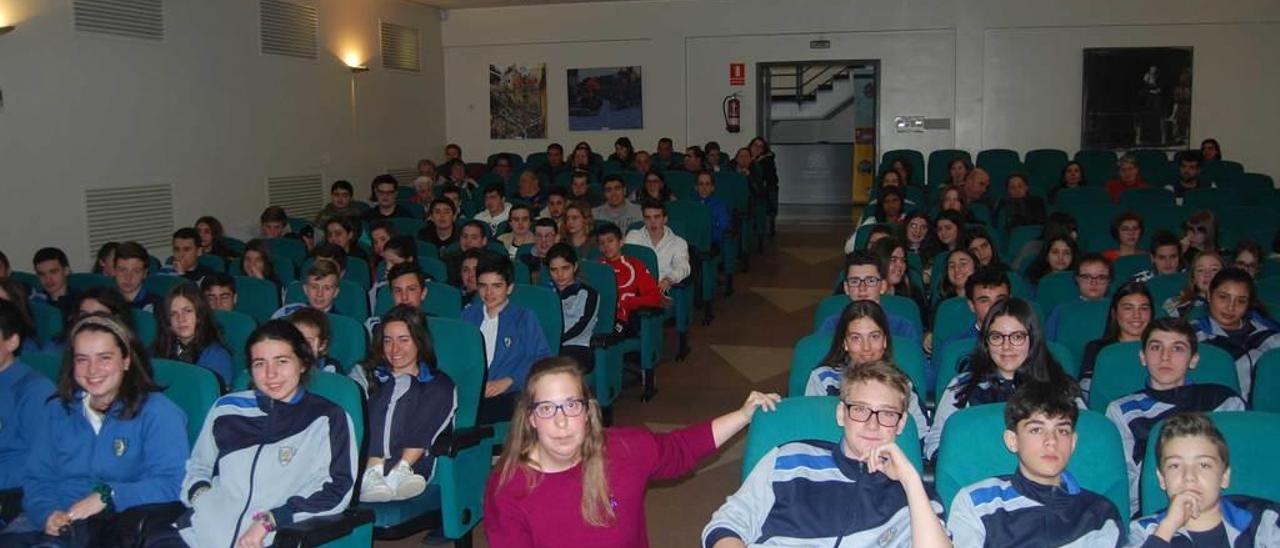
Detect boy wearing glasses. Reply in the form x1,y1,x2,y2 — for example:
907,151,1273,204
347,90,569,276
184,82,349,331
363,174,416,221
1106,318,1244,516
1046,253,1113,340
1128,412,1280,546
947,385,1124,547
820,252,922,343
703,361,950,548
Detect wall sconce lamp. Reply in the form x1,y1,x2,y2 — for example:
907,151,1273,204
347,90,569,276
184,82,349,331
0,26,15,36
349,65,369,74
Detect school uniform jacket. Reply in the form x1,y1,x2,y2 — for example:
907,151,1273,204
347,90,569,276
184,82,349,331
0,360,56,489
364,363,457,479
1105,381,1245,516
461,302,551,393
947,470,1123,548
1129,495,1280,547
22,391,189,528
804,365,930,443
702,439,941,547
176,389,356,547
556,281,600,348
1192,313,1280,401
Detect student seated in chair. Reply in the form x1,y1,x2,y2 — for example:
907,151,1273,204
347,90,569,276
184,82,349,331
324,216,370,265
624,200,689,296
259,206,289,239
593,175,644,232
1128,412,1280,546
158,228,214,283
272,259,341,319
288,307,342,375
366,262,428,335
819,251,922,344
444,221,501,288
356,306,457,503
418,198,460,249
1045,252,1113,340
539,187,569,226
693,171,730,248
473,182,513,234
148,320,356,547
1106,317,1245,516
459,249,484,304
200,273,237,313
30,247,79,318
0,299,56,494
946,384,1124,547
595,224,663,336
363,174,415,222
1166,151,1214,204
113,241,163,314
314,179,362,228
1131,230,1184,284
1080,282,1154,397
704,361,948,548
928,298,1082,461
0,314,187,547
153,284,234,390
367,235,418,314
568,170,602,208
545,243,600,374
498,204,536,258
238,239,283,291
462,256,551,425
805,301,929,444
930,266,1010,358
1192,267,1280,401
519,218,559,278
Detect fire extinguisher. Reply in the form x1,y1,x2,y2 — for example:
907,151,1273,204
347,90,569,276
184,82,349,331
723,93,741,134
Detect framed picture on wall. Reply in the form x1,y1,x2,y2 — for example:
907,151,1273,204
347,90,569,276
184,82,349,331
1081,47,1193,150
567,66,643,131
490,63,547,139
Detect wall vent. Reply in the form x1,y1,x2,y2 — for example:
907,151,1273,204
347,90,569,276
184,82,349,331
74,0,164,42
260,0,318,59
386,168,419,185
266,174,324,219
84,184,174,255
380,22,420,72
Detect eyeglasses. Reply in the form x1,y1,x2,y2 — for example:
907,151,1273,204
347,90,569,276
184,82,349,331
1077,274,1111,284
843,403,903,427
844,276,882,288
986,330,1029,347
530,398,588,419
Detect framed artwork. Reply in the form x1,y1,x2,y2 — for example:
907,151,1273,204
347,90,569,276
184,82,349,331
567,66,643,131
490,63,547,139
1082,47,1193,149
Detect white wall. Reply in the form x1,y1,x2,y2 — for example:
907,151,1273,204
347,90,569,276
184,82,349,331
0,0,445,270
440,0,1280,176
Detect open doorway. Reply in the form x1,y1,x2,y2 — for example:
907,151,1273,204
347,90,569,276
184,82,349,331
758,61,879,223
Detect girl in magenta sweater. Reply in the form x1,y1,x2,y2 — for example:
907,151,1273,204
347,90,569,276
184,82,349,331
484,356,780,547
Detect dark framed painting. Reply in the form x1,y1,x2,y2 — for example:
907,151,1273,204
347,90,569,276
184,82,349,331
490,63,547,139
567,66,643,131
1081,47,1193,149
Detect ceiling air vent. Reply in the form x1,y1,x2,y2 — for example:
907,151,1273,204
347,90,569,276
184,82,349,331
74,0,164,42
266,174,324,220
380,22,420,72
84,183,174,255
260,0,318,59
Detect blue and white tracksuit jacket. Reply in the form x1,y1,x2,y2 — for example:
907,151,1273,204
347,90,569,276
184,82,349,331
1192,313,1280,401
947,470,1123,548
21,392,189,528
1105,381,1245,516
175,389,356,547
0,359,55,490
363,363,457,480
804,364,929,444
702,439,942,547
556,282,600,350
1129,495,1280,547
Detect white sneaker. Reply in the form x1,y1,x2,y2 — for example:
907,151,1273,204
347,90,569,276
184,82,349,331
359,465,394,503
384,459,427,501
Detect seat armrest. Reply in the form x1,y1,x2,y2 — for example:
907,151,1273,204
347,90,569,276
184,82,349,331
273,508,374,547
430,426,495,458
116,501,187,547
634,306,665,318
590,332,619,348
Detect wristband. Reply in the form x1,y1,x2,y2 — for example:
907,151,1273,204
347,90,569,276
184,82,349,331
253,510,276,533
91,483,115,513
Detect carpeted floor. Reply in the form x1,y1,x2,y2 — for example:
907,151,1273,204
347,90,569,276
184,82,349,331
377,221,850,547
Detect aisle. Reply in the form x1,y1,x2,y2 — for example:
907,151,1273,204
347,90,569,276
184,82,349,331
377,221,850,547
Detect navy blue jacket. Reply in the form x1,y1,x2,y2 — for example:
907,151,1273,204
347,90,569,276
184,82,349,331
947,470,1123,547
0,359,56,489
365,362,457,479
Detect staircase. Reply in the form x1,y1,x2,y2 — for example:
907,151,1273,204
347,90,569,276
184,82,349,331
766,64,858,121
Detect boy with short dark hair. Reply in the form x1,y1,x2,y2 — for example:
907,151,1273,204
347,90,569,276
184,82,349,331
417,198,459,249
594,223,663,333
592,174,643,230
160,228,214,283
460,256,550,425
1132,231,1184,284
30,247,77,317
364,174,415,221
1128,412,1280,546
200,272,237,312
1106,318,1245,515
315,180,363,226
703,361,949,548
114,241,163,313
259,206,289,239
473,183,512,233
947,384,1123,547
